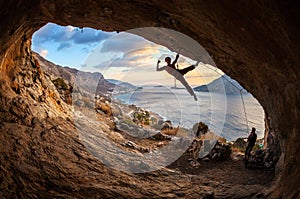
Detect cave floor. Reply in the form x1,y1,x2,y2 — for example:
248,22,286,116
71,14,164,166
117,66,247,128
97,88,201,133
137,151,276,198
0,111,275,198
168,152,275,186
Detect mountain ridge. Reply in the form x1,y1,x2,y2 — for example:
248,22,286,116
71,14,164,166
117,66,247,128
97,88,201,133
35,53,136,95
194,75,246,94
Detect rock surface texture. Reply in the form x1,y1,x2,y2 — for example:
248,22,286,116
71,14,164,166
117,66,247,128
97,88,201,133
0,1,299,198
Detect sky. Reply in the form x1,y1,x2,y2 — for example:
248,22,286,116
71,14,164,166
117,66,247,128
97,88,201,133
31,23,223,86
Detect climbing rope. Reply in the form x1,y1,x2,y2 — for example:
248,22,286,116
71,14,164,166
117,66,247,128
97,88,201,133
240,90,249,133
200,63,250,133
156,50,250,133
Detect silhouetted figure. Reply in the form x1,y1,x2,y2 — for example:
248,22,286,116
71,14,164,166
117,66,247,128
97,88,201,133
156,54,198,101
245,127,257,160
164,54,196,75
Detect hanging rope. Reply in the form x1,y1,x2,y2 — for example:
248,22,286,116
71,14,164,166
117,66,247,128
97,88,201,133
173,49,181,88
199,63,250,133
156,51,250,133
240,90,249,133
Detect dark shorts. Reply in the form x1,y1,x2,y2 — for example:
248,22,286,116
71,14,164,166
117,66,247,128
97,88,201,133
177,65,195,75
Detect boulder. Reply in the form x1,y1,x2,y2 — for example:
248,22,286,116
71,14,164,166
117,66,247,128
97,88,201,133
233,138,247,150
161,120,173,130
122,141,149,153
207,141,231,161
245,148,277,169
193,122,209,137
151,132,171,141
161,126,179,136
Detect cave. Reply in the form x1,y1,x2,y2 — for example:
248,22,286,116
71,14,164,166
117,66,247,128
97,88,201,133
0,1,299,198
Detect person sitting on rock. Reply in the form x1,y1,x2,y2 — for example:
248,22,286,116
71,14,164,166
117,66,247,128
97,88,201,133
156,53,199,101
244,127,257,161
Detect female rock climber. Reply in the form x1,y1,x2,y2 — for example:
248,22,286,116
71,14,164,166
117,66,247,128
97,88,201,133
156,53,199,101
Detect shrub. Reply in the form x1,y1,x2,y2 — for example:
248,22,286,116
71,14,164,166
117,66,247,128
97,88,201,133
52,78,68,90
133,110,151,125
252,143,261,151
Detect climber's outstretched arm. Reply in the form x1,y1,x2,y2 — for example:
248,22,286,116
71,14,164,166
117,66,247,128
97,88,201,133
172,54,179,66
156,60,166,71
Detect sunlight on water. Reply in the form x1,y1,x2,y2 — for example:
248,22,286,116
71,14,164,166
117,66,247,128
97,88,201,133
115,88,264,141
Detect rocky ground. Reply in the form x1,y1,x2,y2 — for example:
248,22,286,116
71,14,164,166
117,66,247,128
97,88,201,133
0,52,276,198
0,116,275,199
0,90,276,198
62,92,277,198
168,153,275,197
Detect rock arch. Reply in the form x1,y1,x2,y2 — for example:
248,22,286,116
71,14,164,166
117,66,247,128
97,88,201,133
0,1,299,198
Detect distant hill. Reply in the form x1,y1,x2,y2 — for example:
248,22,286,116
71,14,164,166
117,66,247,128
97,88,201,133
107,79,137,93
35,52,115,95
35,53,137,95
194,75,245,94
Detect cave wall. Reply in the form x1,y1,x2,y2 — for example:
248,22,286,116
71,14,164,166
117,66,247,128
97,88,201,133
0,0,299,198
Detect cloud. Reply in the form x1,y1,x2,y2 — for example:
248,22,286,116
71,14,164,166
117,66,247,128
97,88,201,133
39,49,48,58
33,23,58,43
33,23,114,47
66,25,75,32
33,23,72,44
72,28,111,44
100,32,147,53
125,47,160,58
81,47,89,53
57,42,72,51
92,61,112,70
89,41,163,75
110,58,136,68
92,57,133,69
96,33,162,70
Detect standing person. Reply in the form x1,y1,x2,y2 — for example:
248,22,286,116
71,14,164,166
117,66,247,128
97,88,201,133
245,127,257,160
156,53,199,101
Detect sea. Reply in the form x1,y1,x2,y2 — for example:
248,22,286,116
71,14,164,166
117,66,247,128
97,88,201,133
113,86,265,141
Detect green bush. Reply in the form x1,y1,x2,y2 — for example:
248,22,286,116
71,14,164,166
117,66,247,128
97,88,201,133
52,78,68,90
123,118,135,125
252,143,261,151
133,110,151,125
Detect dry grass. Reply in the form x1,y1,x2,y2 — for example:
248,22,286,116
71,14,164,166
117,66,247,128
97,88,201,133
161,126,179,136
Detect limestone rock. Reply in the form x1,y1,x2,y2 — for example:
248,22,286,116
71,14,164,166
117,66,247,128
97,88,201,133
233,138,247,149
0,1,299,198
208,141,231,161
151,132,172,141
